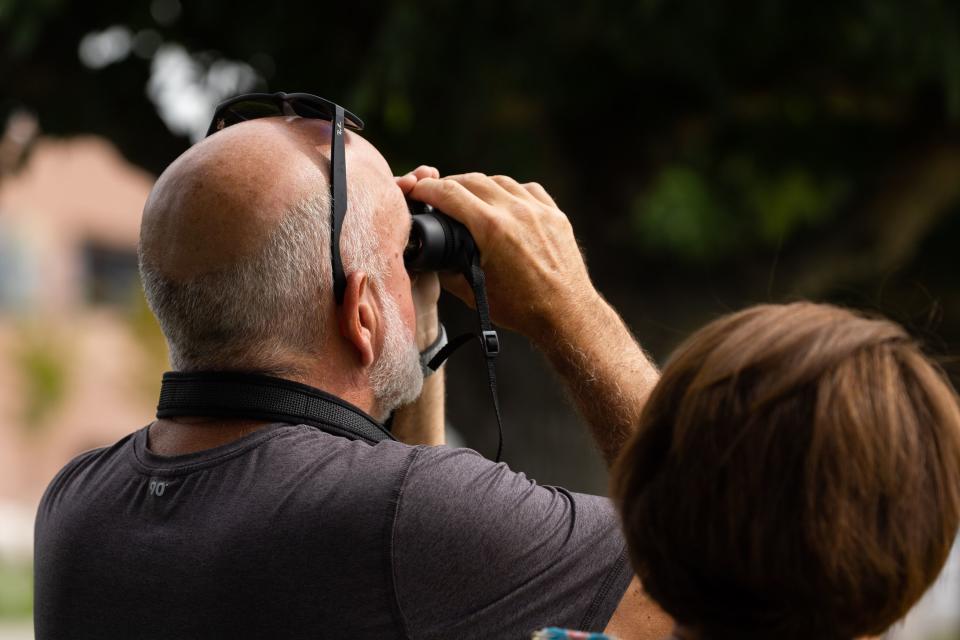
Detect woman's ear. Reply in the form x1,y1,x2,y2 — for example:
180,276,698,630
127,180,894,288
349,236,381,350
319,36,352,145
338,271,378,367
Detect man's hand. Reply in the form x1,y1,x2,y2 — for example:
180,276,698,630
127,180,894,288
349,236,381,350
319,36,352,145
409,173,659,464
409,174,595,342
394,164,440,198
391,165,445,446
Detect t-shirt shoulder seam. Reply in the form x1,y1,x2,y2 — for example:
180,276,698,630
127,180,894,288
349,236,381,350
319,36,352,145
41,446,106,497
387,444,425,640
579,542,631,631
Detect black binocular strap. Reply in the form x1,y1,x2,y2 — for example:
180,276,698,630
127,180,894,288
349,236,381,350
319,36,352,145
157,371,395,445
427,252,505,462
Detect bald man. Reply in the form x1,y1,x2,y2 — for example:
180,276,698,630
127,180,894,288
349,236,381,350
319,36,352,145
34,115,670,639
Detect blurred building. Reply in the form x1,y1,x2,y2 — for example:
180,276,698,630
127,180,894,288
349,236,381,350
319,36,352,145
0,133,164,561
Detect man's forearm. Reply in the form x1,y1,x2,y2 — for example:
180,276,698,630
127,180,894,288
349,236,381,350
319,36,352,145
391,368,445,446
534,289,659,466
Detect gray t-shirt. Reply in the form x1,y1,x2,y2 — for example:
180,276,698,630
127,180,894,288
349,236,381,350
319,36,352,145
34,423,632,639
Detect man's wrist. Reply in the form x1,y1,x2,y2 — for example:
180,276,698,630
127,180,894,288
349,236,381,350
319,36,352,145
419,323,447,378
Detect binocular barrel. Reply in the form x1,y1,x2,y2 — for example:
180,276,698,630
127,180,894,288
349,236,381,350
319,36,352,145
404,201,477,273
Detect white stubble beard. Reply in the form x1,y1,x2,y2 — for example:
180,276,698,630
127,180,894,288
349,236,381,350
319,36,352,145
368,285,424,421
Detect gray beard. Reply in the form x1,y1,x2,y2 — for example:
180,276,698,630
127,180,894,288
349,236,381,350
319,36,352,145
369,287,424,421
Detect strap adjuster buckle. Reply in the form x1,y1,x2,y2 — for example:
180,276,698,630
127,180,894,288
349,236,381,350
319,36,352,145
482,330,500,357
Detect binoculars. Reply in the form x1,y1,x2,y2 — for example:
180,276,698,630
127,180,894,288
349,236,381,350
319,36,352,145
404,200,477,273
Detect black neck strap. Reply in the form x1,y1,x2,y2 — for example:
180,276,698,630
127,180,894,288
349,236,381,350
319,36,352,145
157,371,394,445
331,104,348,304
426,251,506,462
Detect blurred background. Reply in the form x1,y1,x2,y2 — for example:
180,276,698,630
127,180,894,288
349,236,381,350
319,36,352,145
2,0,960,637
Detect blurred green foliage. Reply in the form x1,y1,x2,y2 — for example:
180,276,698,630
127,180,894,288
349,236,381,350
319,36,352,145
14,324,67,432
634,160,846,261
125,286,169,402
0,561,31,619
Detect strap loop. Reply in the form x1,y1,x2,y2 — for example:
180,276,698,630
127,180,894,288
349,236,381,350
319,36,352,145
481,330,500,356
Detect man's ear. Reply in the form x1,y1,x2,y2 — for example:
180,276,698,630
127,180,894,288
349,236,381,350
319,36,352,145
338,271,378,367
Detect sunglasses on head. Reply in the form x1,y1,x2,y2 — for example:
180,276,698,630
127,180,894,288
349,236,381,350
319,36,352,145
205,92,365,305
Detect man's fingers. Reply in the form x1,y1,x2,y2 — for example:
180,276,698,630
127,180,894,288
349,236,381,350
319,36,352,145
412,165,440,180
523,181,557,207
396,165,441,195
490,175,530,200
395,173,417,194
409,178,499,243
444,173,515,208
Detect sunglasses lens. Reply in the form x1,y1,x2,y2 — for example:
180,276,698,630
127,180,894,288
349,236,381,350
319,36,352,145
291,99,363,131
211,100,283,133
209,95,364,137
290,100,335,121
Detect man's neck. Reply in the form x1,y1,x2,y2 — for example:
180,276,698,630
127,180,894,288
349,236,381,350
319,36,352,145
147,416,276,456
283,350,379,418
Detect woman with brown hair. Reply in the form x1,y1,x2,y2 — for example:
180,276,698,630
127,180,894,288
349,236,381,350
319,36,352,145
612,302,960,640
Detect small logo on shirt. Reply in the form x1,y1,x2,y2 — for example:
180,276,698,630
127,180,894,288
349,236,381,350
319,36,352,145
148,480,167,497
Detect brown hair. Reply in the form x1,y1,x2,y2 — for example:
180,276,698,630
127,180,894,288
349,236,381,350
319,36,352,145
612,302,960,640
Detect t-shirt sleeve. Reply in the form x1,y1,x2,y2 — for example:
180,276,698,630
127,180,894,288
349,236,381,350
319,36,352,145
390,445,633,640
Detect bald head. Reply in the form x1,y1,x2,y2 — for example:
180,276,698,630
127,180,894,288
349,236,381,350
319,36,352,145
141,117,396,281
138,116,409,375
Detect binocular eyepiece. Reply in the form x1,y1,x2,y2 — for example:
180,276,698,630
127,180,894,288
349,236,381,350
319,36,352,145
404,200,477,273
